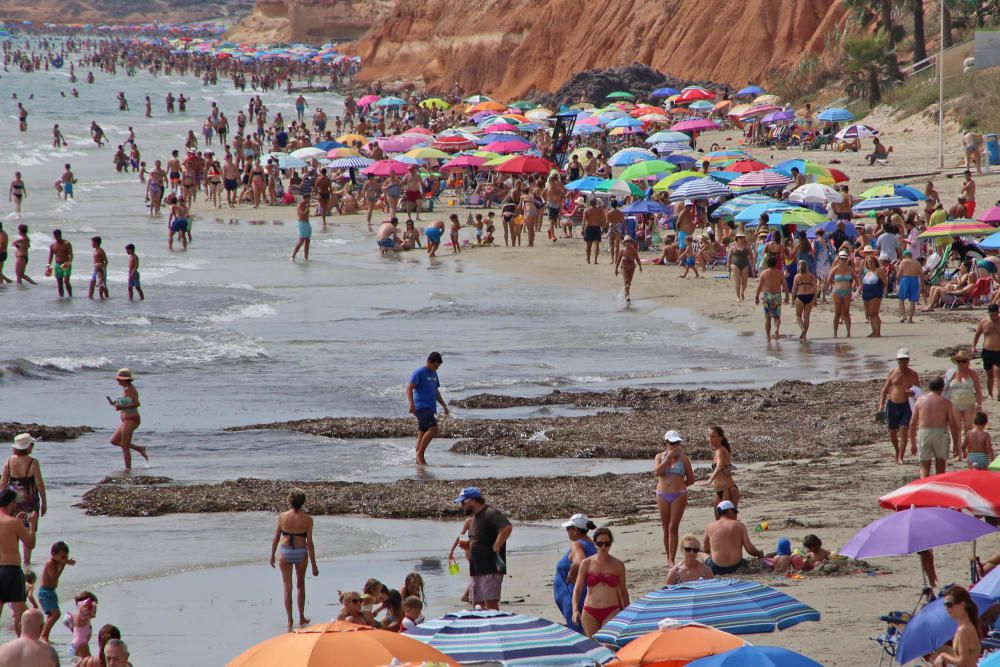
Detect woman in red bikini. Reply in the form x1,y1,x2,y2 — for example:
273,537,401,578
571,527,629,638
107,368,149,470
654,430,694,566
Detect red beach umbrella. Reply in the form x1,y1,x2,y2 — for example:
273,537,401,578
676,88,715,103
723,160,770,173
828,168,850,183
878,470,1000,517
361,160,410,176
494,156,555,175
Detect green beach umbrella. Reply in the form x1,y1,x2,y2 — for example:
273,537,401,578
482,155,517,168
619,160,678,181
607,91,636,100
509,100,536,110
652,170,706,191
419,97,450,110
595,179,646,197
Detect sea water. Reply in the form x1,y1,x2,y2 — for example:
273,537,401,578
0,46,873,662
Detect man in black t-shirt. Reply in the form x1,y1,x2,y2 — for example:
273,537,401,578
454,487,512,610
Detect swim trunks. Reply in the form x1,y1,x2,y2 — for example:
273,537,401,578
405,190,420,203
425,227,443,245
469,573,504,605
583,226,601,243
54,263,71,279
377,238,396,249
761,292,781,318
917,427,950,462
0,565,26,603
0,252,6,262
297,220,312,239
128,271,141,289
982,349,1000,371
705,557,746,576
886,400,912,430
38,586,59,614
897,275,920,303
63,183,73,197
966,200,976,218
170,218,188,233
968,451,990,470
224,179,237,191
678,230,689,249
547,205,559,221
415,407,437,432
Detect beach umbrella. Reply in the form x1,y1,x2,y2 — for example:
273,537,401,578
610,620,745,667
752,94,782,105
651,87,680,97
484,139,532,154
879,469,1000,517
676,89,715,103
327,147,362,159
440,155,487,171
509,100,536,110
858,183,926,200
689,100,715,112
737,104,782,120
594,580,820,647
619,160,677,181
652,171,706,192
607,117,645,129
919,220,996,238
979,230,1000,250
647,131,691,144
806,220,858,240
723,160,769,174
291,147,327,160
357,95,380,107
711,194,777,219
788,183,843,205
525,108,554,120
670,119,720,133
314,140,345,151
835,124,878,140
565,176,605,192
668,178,732,203
403,127,435,137
419,98,450,110
754,208,827,228
659,145,699,158
608,149,657,167
978,206,1000,224
623,200,671,215
361,160,411,176
261,153,306,169
405,610,615,666
840,507,997,559
468,101,507,113
736,85,765,97
760,110,796,124
431,137,476,153
227,621,458,667
326,156,374,169
482,155,518,168
895,592,997,665
816,107,855,122
827,167,851,183
607,91,636,100
770,159,833,183
728,171,792,189
495,156,555,175
732,201,797,223
595,179,646,197
686,646,821,667
337,133,369,145
481,121,521,133
851,195,919,213
405,147,450,160
463,94,492,104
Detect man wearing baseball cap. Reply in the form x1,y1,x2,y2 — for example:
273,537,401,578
702,500,763,576
878,348,919,464
454,487,511,610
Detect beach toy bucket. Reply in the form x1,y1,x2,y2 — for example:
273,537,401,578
448,560,460,575
986,134,999,166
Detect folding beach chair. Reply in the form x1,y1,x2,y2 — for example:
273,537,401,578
871,586,937,667
943,277,992,309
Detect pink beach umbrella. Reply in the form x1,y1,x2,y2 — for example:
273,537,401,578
978,206,1000,224
671,119,721,133
481,123,520,133
377,135,428,153
483,139,532,154
361,160,411,176
357,94,380,107
441,155,487,171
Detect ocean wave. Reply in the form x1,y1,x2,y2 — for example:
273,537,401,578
25,355,114,373
197,303,276,323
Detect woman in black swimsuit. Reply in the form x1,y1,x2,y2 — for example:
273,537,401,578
269,489,318,631
9,172,25,214
790,260,817,341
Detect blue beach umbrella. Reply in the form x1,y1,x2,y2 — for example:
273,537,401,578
375,96,407,107
979,230,1000,251
709,171,744,185
405,610,616,666
807,220,859,240
647,130,692,144
817,107,855,123
851,195,919,213
651,87,680,97
564,176,604,192
623,200,670,215
733,201,797,223
896,592,996,664
325,156,375,169
711,193,776,219
736,85,765,97
314,140,345,151
688,645,822,667
669,178,732,203
595,580,820,647
663,152,699,166
607,117,644,129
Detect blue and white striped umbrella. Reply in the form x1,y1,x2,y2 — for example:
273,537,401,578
669,178,732,203
655,142,696,154
261,153,306,169
851,195,918,212
594,580,820,647
711,193,776,218
405,610,615,666
325,156,375,169
816,107,855,123
647,130,692,144
608,148,656,167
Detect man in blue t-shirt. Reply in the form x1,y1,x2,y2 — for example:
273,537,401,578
406,351,449,465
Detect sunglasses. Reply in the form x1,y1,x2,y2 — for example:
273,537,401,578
350,598,362,604
944,601,955,609
595,541,612,547
683,546,700,553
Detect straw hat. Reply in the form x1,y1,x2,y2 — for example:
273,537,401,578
13,433,34,451
115,368,133,381
951,349,972,363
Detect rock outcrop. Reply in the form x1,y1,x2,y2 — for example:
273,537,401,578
226,0,395,44
348,0,845,98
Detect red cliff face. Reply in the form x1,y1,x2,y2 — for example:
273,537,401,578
226,0,395,43
348,0,845,97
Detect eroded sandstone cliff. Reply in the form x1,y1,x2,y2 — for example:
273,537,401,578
348,0,845,97
226,0,394,44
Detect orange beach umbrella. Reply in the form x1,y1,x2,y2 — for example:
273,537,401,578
227,622,459,667
608,621,746,667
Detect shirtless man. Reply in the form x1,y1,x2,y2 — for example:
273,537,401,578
404,166,423,222
0,609,57,666
702,501,763,576
0,223,10,283
89,121,105,148
973,303,1000,399
542,174,565,241
376,220,403,255
46,229,73,298
222,155,240,209
60,164,75,201
897,249,922,322
89,236,108,300
147,160,166,216
962,170,977,218
675,203,696,255
910,376,962,477
166,150,182,195
831,186,854,222
963,131,983,175
754,255,788,341
0,487,36,637
314,168,332,230
878,348,920,464
582,198,605,264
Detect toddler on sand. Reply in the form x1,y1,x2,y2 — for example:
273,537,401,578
63,591,97,658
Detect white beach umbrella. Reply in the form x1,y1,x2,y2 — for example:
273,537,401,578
788,183,843,205
291,147,327,160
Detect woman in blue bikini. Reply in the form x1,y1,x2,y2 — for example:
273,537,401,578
654,430,694,566
270,489,319,631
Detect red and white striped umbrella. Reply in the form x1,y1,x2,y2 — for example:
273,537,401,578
878,470,1000,517
728,170,792,188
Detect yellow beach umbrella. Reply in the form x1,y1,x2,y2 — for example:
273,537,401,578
753,94,782,105
405,147,450,160
336,133,368,145
525,107,553,120
327,147,361,158
472,150,502,159
482,155,517,168
652,170,706,191
419,98,450,110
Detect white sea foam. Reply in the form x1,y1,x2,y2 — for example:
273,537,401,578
26,355,113,372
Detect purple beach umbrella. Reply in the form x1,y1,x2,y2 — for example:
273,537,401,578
839,507,997,560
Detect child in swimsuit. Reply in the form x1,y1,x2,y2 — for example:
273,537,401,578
63,591,97,658
964,411,994,470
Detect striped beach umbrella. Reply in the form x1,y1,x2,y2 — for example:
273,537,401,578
858,183,926,201
646,130,691,144
878,469,1000,516
732,201,798,223
595,179,646,197
594,580,820,647
668,178,732,202
851,195,919,213
835,123,878,140
728,170,792,189
608,149,657,167
816,107,855,122
326,156,374,169
652,170,705,192
918,219,996,238
711,194,776,219
405,610,615,666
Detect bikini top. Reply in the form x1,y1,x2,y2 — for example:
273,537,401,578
586,572,620,588
281,528,307,548
658,456,685,478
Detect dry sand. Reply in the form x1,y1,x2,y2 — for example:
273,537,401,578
177,114,1000,665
